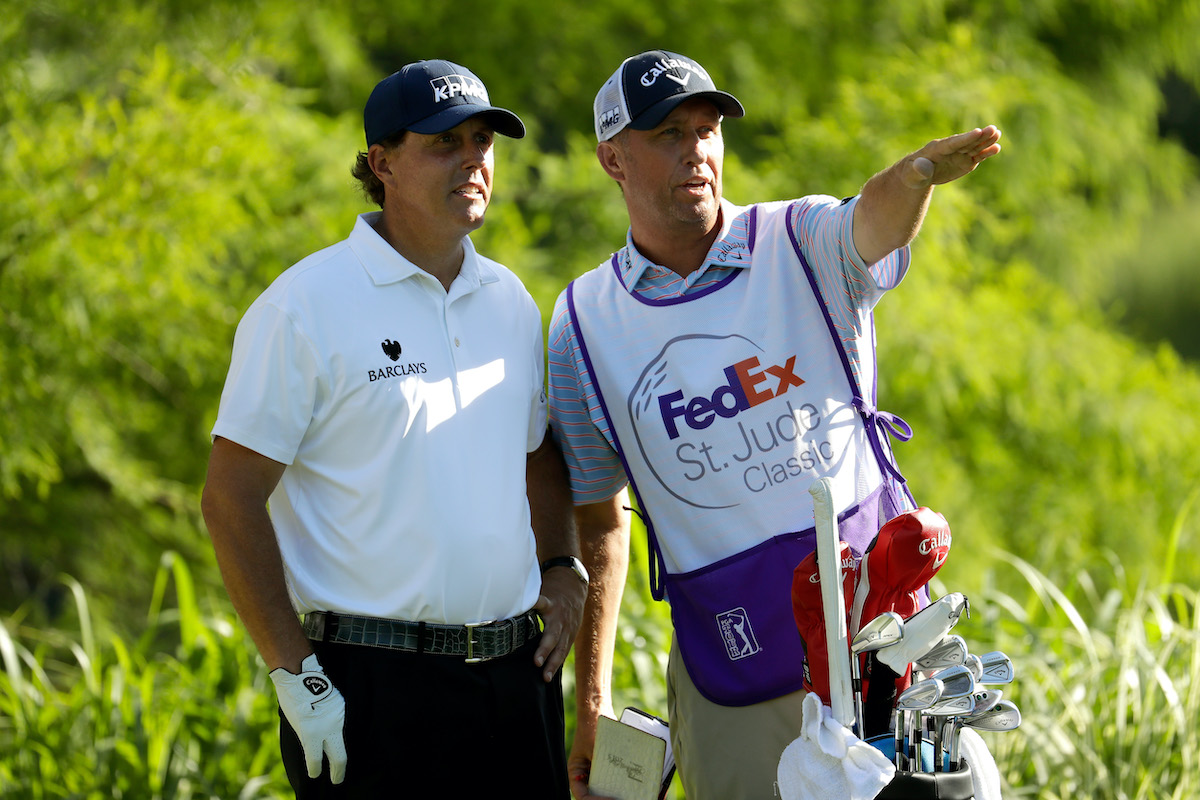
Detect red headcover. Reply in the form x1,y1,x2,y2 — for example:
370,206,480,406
850,507,952,709
791,541,857,704
851,507,951,634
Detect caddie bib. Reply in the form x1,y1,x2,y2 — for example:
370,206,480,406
566,201,914,705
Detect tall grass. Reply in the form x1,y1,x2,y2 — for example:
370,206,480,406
0,552,288,799
2,544,1197,798
955,553,1200,800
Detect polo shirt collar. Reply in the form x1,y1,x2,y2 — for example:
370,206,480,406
620,199,753,287
348,211,499,290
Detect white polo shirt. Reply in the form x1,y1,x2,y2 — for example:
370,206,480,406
212,212,547,625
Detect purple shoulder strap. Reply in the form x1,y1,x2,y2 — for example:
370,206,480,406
784,202,915,491
566,275,671,600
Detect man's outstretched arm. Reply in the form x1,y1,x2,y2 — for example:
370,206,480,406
853,125,1002,265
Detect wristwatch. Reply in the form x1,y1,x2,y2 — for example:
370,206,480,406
540,555,590,586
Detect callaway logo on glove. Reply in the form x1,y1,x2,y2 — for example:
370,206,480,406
303,675,330,695
270,653,348,784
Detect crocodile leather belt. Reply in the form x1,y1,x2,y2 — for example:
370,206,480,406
301,610,541,663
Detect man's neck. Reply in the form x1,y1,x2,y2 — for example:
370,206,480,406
628,206,723,278
372,211,466,292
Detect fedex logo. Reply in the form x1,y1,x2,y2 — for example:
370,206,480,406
658,354,804,440
431,75,489,103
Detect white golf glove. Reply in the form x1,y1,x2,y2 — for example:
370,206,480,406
269,653,347,784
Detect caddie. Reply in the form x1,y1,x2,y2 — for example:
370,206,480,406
549,49,1001,799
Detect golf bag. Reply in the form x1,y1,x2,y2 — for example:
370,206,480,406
876,765,975,800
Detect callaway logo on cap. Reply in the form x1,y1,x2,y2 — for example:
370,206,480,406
364,59,526,146
593,50,745,141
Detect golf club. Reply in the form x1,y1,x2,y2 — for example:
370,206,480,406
965,698,1022,732
925,692,976,772
850,611,904,736
917,664,975,772
944,688,1005,768
913,634,968,673
978,650,1015,684
876,592,970,674
894,677,943,770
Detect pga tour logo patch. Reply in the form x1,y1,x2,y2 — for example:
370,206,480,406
716,607,761,661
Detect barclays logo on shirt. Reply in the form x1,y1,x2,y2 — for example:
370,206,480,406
369,337,426,382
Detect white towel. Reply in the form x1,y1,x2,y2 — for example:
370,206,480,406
958,727,1003,800
777,693,895,800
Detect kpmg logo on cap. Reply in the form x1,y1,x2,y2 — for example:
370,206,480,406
431,74,489,104
639,56,710,88
597,106,622,135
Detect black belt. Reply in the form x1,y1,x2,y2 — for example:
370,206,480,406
302,610,541,663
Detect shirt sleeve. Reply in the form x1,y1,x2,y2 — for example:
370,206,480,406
210,299,321,465
526,294,550,453
546,291,630,505
791,194,911,313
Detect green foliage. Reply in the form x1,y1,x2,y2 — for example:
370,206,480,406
5,550,1198,798
1,1,363,618
0,556,289,798
4,0,1200,604
953,552,1200,799
882,259,1200,599
3,1,1200,795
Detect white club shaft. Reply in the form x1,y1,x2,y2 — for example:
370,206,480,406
810,478,853,729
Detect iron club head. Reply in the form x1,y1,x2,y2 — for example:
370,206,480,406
964,698,1022,731
852,611,905,653
927,664,976,700
978,650,1015,684
850,611,905,735
914,634,968,672
877,593,969,673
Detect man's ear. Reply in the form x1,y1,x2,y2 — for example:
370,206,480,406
596,141,626,183
367,144,398,188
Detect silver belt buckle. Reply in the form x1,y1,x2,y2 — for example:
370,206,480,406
464,619,496,663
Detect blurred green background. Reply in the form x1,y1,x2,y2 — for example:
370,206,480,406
2,0,1198,797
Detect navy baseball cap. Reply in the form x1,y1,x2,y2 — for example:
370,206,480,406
593,50,745,141
364,59,526,147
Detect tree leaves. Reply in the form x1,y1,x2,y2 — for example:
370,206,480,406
2,0,1199,613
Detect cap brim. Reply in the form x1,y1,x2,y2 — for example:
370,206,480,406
627,90,745,131
406,105,526,139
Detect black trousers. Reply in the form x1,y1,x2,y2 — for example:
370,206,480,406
279,637,569,798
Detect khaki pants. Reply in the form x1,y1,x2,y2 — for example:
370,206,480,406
667,636,808,800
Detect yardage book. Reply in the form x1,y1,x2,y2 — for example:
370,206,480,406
588,708,674,800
